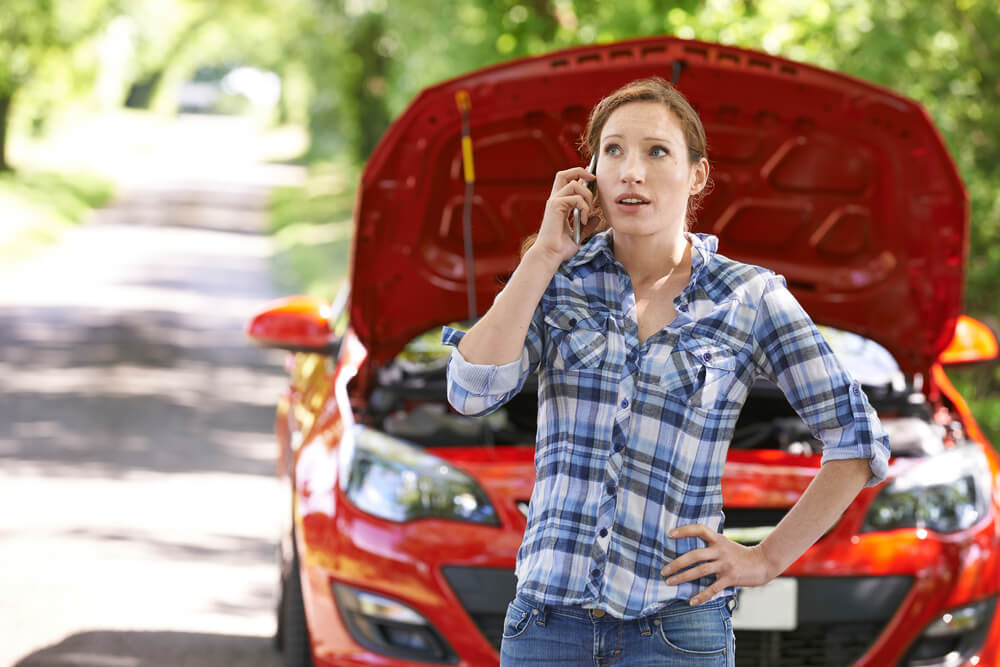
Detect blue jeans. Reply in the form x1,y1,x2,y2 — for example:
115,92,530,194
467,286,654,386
499,593,735,666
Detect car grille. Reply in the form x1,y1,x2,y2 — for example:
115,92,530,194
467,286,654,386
736,622,883,666
441,566,516,651
467,612,505,651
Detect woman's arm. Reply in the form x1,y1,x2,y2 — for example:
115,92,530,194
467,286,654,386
661,273,890,605
661,458,871,605
456,247,561,365
456,166,596,365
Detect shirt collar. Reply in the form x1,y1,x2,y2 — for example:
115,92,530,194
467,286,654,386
565,228,616,271
686,231,717,286
564,228,718,283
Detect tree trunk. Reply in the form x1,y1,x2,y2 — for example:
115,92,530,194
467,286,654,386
0,92,12,172
124,70,164,109
350,12,392,161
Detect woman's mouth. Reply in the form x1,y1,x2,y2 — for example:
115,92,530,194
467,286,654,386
615,194,650,209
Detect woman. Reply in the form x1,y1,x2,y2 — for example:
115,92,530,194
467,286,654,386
441,77,889,666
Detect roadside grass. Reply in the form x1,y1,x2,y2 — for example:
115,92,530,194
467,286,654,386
268,159,358,301
0,170,115,265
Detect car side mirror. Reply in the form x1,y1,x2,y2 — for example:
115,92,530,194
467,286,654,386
938,315,998,365
245,295,341,355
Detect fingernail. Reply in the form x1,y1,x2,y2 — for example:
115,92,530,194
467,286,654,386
667,578,677,585
669,530,678,538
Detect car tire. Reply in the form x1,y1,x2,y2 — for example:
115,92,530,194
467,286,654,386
273,564,285,651
279,541,314,667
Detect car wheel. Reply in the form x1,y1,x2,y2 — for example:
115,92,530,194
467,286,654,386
279,541,314,667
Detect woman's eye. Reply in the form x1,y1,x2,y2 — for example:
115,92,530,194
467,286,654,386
650,145,669,157
603,144,622,156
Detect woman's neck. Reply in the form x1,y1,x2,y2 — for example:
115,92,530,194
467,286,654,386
612,229,691,288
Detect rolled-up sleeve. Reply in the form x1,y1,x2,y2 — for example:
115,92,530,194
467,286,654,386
752,274,891,487
440,292,545,417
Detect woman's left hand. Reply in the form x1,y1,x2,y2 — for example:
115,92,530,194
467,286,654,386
660,523,775,606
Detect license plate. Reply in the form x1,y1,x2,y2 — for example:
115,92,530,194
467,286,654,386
731,577,797,630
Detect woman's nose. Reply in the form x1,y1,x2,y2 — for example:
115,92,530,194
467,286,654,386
621,153,644,183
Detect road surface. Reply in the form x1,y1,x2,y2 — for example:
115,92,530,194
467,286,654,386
0,115,306,666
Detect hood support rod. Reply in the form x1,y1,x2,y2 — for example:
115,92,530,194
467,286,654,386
455,90,477,321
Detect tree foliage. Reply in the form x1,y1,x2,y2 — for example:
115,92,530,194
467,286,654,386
0,0,118,169
267,0,1000,436
6,0,1000,436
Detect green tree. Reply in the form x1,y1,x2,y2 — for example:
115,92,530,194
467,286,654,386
0,0,117,171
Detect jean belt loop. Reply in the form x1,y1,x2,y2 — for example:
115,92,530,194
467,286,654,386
638,614,652,636
535,603,550,626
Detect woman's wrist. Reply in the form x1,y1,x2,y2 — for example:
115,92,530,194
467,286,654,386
522,243,566,275
751,543,783,583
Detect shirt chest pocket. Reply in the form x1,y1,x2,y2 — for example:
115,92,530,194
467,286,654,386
653,339,737,409
544,307,610,372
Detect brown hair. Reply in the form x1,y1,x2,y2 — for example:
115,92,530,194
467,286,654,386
520,76,709,257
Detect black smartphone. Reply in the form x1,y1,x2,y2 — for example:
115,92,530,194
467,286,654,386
573,155,598,245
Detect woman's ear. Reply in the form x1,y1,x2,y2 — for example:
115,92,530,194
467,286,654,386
689,157,710,196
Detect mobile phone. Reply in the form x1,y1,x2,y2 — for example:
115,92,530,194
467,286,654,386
573,155,598,245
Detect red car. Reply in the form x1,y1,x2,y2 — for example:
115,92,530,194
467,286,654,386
248,37,1000,667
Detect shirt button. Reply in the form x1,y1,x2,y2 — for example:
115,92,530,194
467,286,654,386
703,352,712,362
606,484,616,496
613,442,624,453
852,385,861,395
568,318,577,328
591,568,601,578
599,528,608,537
620,398,629,409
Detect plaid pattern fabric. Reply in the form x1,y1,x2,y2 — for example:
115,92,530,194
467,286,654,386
441,231,890,619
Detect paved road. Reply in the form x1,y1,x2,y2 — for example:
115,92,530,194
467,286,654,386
0,116,305,666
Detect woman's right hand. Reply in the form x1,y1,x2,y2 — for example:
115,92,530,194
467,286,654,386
530,167,598,264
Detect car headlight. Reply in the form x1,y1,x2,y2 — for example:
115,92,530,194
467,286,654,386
863,446,992,534
339,424,499,525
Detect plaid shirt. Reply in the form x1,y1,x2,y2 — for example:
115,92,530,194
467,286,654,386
441,231,890,619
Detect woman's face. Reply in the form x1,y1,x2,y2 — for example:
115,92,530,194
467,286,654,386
595,101,708,239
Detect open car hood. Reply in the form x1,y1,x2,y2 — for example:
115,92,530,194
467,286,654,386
350,37,966,372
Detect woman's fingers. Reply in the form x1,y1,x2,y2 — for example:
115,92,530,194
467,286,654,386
562,177,595,198
532,166,598,261
660,547,715,577
552,166,596,194
669,523,719,543
665,561,721,586
690,579,730,606
553,194,591,222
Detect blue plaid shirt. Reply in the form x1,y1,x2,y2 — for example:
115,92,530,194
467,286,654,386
441,231,890,619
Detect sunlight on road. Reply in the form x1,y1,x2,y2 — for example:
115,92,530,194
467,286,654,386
0,112,305,667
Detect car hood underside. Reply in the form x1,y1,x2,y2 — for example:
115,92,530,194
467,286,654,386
350,36,967,373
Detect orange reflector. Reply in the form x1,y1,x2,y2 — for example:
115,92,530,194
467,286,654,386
939,315,999,364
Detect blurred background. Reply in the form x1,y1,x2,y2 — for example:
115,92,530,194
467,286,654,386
1,0,998,665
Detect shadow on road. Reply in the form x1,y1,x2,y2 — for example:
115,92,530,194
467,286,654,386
0,306,285,478
14,630,282,667
0,122,308,666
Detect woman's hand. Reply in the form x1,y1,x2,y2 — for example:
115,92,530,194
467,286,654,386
529,167,598,264
660,524,776,606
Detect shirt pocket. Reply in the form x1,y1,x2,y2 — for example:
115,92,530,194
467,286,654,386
656,338,737,409
544,306,610,372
